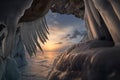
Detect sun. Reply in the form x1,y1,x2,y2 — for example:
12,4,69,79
43,41,63,52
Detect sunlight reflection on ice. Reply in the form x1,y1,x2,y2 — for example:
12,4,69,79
20,51,59,80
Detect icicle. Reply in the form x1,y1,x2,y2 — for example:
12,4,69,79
19,16,49,56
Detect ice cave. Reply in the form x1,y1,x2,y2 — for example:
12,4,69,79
0,0,120,80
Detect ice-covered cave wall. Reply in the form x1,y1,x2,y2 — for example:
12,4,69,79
0,0,51,80
0,27,27,80
48,0,120,80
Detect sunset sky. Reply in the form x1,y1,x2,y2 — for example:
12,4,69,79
42,11,86,52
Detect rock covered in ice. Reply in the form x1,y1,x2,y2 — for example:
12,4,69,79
51,0,84,18
0,28,27,80
2,58,20,80
0,58,6,80
48,40,120,80
13,31,27,68
19,0,51,22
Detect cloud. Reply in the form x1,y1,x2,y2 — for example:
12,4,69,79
53,21,59,25
55,42,63,45
61,34,71,40
69,30,82,39
61,30,87,40
62,30,85,40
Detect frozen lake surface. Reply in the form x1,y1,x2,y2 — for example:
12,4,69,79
20,51,59,80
